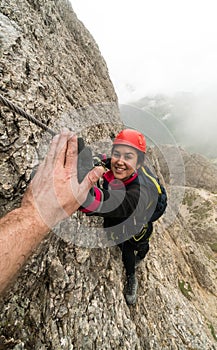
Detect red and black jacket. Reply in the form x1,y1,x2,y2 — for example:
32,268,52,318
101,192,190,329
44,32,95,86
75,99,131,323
80,168,158,243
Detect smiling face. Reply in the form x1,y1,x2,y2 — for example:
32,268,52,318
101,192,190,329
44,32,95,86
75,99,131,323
111,145,140,181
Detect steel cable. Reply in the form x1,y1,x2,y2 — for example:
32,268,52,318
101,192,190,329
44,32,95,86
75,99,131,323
0,93,56,136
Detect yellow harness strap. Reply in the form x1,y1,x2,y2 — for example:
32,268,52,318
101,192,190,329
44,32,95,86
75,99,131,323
141,166,162,194
132,167,161,242
133,224,148,241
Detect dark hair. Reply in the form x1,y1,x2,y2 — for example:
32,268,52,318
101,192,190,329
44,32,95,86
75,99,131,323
137,150,145,166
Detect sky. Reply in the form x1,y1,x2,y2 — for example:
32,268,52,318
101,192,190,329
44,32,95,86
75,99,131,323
70,0,217,104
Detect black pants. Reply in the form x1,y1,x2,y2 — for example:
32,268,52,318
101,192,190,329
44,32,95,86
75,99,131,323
119,223,153,276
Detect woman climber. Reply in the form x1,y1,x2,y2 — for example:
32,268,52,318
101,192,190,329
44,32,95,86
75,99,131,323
80,128,167,305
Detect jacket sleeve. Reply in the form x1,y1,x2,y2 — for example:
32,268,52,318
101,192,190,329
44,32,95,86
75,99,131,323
80,182,158,223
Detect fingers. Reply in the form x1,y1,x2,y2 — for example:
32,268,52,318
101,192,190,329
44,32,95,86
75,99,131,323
55,129,73,167
44,128,70,166
80,166,105,193
44,134,60,168
64,135,78,174
42,129,76,176
45,128,73,169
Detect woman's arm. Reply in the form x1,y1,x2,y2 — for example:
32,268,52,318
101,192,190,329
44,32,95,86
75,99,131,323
80,178,158,221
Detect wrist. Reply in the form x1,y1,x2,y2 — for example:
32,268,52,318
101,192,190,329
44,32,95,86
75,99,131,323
80,186,102,213
21,185,62,231
19,205,50,237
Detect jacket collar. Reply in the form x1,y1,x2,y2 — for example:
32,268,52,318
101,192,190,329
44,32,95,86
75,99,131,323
103,170,138,189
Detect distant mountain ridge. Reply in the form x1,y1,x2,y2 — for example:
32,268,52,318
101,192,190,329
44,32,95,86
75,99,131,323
128,92,217,160
0,1,217,349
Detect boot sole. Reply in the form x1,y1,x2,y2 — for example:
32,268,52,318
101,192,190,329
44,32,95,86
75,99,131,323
125,280,138,305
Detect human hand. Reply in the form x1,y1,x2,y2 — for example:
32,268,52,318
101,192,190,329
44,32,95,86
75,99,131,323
77,137,94,183
22,129,104,230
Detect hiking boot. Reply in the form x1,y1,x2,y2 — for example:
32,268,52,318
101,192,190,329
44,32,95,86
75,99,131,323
124,273,138,305
135,255,142,268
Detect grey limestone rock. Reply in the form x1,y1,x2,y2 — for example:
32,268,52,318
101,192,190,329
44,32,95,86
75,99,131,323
0,1,217,349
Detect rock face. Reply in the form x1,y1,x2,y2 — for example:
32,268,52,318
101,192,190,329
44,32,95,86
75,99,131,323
0,1,217,350
0,0,120,216
154,145,217,194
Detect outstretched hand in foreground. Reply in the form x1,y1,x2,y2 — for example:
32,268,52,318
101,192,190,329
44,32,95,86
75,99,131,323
0,129,104,294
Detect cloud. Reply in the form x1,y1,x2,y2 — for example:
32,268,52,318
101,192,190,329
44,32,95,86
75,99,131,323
71,0,217,104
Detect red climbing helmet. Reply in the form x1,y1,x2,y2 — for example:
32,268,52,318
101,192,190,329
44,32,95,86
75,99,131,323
113,129,146,153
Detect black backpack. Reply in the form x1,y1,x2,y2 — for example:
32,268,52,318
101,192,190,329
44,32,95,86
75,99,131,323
139,165,167,222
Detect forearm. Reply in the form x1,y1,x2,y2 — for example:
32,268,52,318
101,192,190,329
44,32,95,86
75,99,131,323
0,131,105,295
0,207,49,294
80,186,138,218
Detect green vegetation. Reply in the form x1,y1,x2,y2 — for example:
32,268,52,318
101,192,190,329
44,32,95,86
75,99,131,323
209,242,217,253
178,280,193,300
182,192,197,207
208,323,217,342
182,191,214,222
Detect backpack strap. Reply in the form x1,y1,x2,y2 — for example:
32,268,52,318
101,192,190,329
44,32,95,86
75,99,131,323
141,166,162,195
133,224,148,241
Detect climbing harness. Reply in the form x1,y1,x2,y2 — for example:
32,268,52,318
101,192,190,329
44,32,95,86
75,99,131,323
132,224,148,241
141,166,162,194
140,166,167,223
0,93,56,136
131,166,167,241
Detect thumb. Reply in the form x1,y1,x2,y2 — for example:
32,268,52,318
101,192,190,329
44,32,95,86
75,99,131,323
80,166,105,192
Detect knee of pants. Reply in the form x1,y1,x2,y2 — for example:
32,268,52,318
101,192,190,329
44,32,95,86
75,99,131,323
138,244,149,258
122,242,135,257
